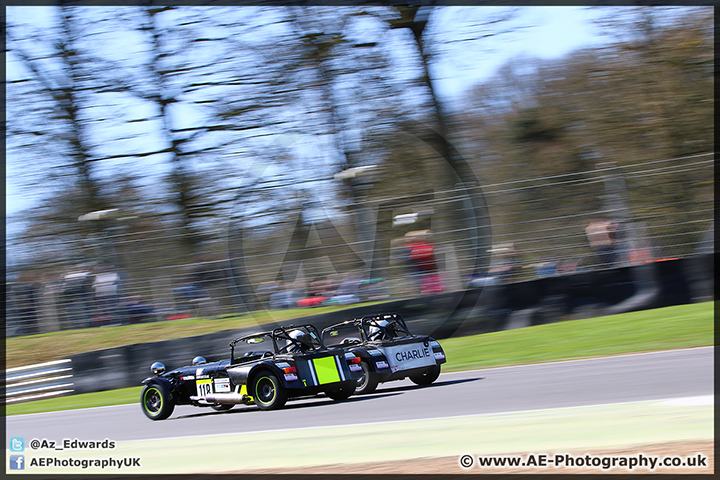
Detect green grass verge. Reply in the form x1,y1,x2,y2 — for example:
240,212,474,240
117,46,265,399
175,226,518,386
441,301,714,371
6,302,713,416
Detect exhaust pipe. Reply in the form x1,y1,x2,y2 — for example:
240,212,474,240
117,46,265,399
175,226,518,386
190,393,251,405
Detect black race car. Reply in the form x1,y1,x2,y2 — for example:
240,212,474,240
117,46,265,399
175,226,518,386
141,323,363,420
321,313,446,395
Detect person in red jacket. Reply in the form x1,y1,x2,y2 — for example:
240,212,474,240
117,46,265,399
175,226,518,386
405,231,443,294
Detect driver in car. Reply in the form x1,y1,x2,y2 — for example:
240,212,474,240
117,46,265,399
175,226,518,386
286,329,315,352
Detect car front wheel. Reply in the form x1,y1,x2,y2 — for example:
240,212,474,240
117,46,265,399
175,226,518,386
141,383,175,421
409,364,441,386
252,372,288,411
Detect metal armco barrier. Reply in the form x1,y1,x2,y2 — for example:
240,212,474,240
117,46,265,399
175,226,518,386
5,359,74,403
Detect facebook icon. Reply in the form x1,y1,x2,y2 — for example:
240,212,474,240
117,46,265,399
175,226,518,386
10,455,25,470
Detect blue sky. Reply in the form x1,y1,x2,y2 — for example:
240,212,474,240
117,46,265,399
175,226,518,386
431,6,604,100
5,6,604,224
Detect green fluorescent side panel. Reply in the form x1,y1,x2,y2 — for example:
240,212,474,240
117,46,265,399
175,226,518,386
312,356,341,385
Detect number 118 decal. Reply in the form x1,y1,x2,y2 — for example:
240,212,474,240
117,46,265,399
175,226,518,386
196,379,212,396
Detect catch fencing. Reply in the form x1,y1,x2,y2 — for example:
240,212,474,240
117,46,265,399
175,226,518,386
5,153,714,337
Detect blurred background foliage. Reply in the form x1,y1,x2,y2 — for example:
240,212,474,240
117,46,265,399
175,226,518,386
6,6,713,332
457,6,712,266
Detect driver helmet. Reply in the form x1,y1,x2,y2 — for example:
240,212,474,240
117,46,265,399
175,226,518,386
151,362,166,375
191,356,207,365
287,329,314,352
368,319,391,340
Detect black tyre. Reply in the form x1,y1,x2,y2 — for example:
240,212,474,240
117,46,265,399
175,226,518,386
252,372,288,411
325,383,355,401
211,404,234,412
141,383,175,421
355,360,379,395
409,364,441,386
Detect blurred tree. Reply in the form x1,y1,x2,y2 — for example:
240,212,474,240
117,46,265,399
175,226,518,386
7,5,113,239
8,5,712,324
106,5,240,256
590,7,714,258
7,6,285,294
383,6,520,279
278,7,410,279
459,7,713,263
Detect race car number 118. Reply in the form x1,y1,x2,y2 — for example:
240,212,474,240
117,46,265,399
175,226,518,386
196,379,212,396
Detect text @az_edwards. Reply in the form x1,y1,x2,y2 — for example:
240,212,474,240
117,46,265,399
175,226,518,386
459,452,709,471
27,438,116,450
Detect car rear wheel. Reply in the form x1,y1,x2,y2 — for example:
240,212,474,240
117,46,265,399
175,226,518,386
141,383,175,421
325,383,354,401
409,364,441,386
355,360,379,395
252,372,288,411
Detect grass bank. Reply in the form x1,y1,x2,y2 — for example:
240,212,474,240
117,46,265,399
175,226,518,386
6,302,713,416
441,300,714,371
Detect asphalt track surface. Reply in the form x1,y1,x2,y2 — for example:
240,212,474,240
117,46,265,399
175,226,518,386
7,346,713,444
